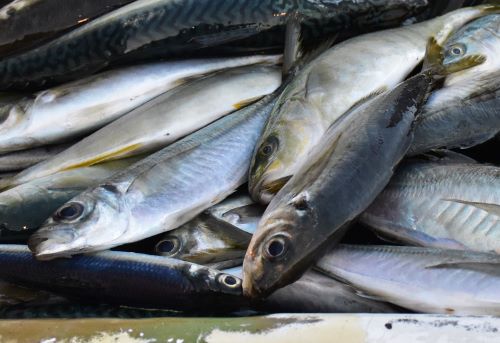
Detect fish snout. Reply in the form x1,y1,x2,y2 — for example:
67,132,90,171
28,227,78,259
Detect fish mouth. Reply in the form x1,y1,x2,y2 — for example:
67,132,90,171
251,175,291,204
28,227,78,260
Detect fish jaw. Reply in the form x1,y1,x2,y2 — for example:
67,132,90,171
28,184,129,259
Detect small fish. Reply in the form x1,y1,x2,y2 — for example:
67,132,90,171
28,93,277,260
155,214,252,265
410,14,500,154
3,65,281,188
317,244,500,315
0,245,245,311
243,71,437,298
360,159,500,253
249,5,498,204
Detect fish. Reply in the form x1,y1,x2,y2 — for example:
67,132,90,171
155,213,252,265
0,245,245,311
0,0,429,90
0,143,71,172
360,159,500,253
0,0,135,58
243,70,437,298
410,14,500,154
0,157,140,237
28,92,277,260
0,55,280,154
0,280,64,307
3,65,281,189
316,244,500,315
249,5,498,204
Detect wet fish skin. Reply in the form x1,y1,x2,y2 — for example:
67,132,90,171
0,157,139,235
0,245,245,311
0,0,135,58
155,213,252,264
317,244,500,315
360,161,500,253
0,143,71,172
0,0,429,90
4,65,281,189
243,72,435,298
0,55,281,154
249,5,498,204
28,94,277,260
410,14,500,154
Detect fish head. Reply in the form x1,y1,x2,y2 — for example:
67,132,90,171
243,191,316,298
28,184,128,260
249,95,321,204
441,14,500,75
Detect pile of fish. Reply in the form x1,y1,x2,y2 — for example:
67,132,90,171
0,0,498,318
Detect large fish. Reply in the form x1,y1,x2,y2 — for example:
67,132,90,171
317,244,500,315
28,94,277,260
243,71,436,298
0,0,136,57
0,245,245,311
3,65,281,189
410,14,500,154
0,55,281,154
0,0,429,90
0,157,140,235
360,158,500,253
249,5,498,204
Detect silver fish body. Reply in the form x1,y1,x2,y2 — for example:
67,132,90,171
0,55,281,154
28,94,278,259
317,244,500,315
243,73,434,298
360,161,500,253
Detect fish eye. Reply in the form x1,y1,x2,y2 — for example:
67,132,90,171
155,237,181,256
217,274,242,288
259,136,279,157
54,202,84,221
448,44,466,57
264,234,289,259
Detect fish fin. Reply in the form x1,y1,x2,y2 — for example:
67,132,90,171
442,199,500,217
446,55,487,74
202,215,252,244
422,36,444,73
172,73,210,88
60,143,143,171
233,95,264,110
189,24,261,47
282,16,302,78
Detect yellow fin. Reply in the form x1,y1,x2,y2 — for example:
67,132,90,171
423,37,444,72
446,55,487,74
60,143,143,171
233,95,264,110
